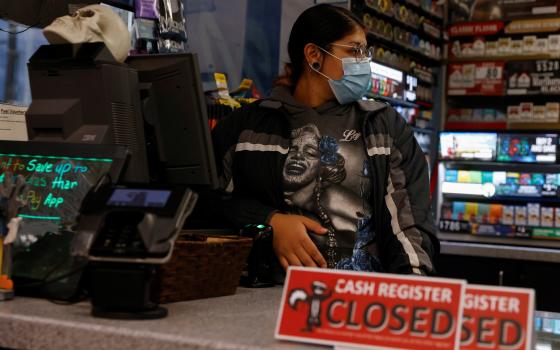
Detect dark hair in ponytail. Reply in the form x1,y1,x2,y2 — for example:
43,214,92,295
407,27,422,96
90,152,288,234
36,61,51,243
276,4,365,87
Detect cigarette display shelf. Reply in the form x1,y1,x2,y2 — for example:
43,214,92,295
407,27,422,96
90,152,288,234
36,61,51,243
360,3,443,42
448,55,560,63
445,121,508,130
398,0,444,23
437,5,560,314
437,155,560,311
366,92,418,108
366,31,441,66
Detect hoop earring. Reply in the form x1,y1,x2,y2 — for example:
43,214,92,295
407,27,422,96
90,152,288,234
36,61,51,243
311,62,321,70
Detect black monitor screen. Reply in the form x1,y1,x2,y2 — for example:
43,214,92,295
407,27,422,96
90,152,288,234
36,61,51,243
127,53,218,188
107,189,171,208
0,140,126,241
1,141,127,298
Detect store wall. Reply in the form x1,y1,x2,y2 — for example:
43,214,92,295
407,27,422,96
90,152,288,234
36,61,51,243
185,0,284,94
187,0,348,95
0,0,348,104
0,22,47,106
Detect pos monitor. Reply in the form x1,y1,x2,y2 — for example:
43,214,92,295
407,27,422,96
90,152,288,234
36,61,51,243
25,43,218,188
26,43,150,183
0,141,128,299
127,53,218,188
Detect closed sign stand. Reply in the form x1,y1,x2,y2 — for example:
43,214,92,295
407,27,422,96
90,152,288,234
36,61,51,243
275,267,466,350
461,285,535,350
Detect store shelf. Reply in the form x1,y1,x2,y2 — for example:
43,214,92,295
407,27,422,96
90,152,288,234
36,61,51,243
416,100,434,108
362,6,442,42
371,59,434,85
448,54,560,62
439,160,560,170
508,122,560,130
439,232,560,262
367,31,441,66
399,0,444,23
439,231,560,248
366,93,419,108
442,193,560,205
445,121,508,130
448,94,560,102
507,90,560,96
441,161,560,175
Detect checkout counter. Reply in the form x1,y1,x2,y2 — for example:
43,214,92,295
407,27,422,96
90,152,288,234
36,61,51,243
1,286,560,350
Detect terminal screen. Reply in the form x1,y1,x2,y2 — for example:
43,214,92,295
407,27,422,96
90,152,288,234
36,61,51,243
107,189,171,208
0,152,113,235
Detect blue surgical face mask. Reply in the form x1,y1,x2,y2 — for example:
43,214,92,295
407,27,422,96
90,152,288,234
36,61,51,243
310,47,372,105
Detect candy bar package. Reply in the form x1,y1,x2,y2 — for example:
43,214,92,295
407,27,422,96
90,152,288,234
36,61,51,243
158,0,187,53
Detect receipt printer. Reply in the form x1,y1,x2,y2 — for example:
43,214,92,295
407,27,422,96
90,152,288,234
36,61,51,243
72,183,197,319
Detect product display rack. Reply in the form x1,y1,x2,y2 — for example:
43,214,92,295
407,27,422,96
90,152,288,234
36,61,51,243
437,4,560,311
350,0,445,180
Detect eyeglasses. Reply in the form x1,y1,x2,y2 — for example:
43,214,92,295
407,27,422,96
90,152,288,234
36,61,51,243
329,43,374,62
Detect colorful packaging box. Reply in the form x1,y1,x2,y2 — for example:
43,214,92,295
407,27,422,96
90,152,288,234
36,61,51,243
548,34,560,53
445,169,459,182
470,171,482,184
515,206,527,226
507,105,521,122
458,170,471,183
541,207,554,227
453,202,466,221
522,36,537,54
482,171,494,184
498,37,512,55
465,202,479,222
534,105,546,121
486,41,498,56
492,171,507,185
478,204,490,224
490,204,503,224
555,208,560,227
528,203,540,226
503,205,515,225
545,103,560,122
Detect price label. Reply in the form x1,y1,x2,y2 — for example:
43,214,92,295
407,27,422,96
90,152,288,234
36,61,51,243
536,60,560,73
439,220,463,232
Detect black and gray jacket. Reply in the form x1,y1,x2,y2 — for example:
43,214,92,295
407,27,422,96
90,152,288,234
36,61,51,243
211,97,439,275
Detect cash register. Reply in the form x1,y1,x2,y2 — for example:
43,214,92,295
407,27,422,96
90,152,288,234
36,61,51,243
12,44,219,319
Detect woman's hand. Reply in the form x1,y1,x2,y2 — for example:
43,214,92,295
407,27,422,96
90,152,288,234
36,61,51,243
269,213,328,270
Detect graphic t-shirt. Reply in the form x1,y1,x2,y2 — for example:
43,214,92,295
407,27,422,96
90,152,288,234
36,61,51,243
273,87,381,271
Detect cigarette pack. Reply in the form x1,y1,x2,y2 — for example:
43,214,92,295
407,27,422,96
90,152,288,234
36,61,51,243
515,206,527,226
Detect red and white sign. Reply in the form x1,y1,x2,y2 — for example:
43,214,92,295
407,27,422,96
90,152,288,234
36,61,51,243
461,285,535,350
275,267,466,350
449,22,504,37
448,62,505,96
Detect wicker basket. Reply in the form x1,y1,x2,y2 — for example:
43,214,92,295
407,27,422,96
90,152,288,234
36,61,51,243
151,234,253,304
